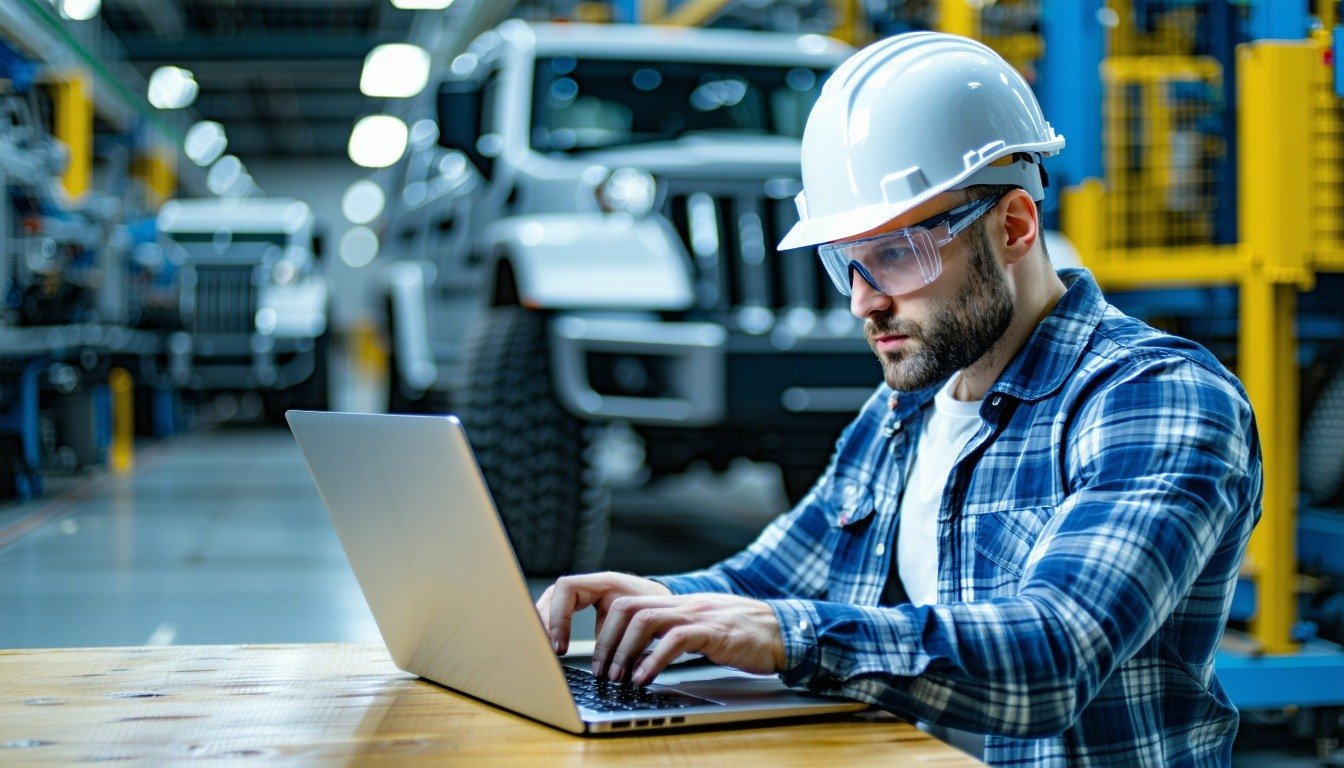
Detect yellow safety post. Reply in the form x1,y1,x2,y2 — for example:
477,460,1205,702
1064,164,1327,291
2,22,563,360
109,368,134,474
350,317,389,379
937,0,977,38
1237,40,1317,655
131,148,177,208
1060,179,1106,267
52,71,93,200
648,0,730,26
829,0,867,46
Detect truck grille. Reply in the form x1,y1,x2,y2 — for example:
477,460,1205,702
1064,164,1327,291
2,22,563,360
662,180,846,314
189,264,257,335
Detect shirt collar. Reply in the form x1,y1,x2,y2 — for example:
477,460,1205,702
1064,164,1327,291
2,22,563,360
989,267,1106,403
879,268,1106,417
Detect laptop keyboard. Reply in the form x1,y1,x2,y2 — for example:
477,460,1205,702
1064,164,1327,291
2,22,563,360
563,666,720,712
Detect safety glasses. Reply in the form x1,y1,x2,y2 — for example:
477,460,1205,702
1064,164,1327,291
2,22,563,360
817,192,1006,297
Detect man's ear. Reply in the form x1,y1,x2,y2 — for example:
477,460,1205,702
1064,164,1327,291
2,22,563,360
998,189,1039,265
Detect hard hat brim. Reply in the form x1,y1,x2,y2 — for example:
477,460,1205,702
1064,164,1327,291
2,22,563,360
778,199,926,251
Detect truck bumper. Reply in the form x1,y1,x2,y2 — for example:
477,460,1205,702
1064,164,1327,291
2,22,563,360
169,331,319,392
549,315,878,428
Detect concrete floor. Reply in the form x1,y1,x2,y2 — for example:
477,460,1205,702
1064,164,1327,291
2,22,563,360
0,419,1331,766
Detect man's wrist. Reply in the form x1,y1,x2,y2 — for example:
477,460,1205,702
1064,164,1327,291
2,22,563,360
766,599,821,678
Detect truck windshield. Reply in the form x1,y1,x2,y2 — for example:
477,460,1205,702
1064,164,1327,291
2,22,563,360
531,57,829,153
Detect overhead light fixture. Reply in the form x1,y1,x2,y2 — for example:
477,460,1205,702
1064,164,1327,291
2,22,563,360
147,66,199,110
348,115,408,168
206,155,243,195
339,226,380,269
390,0,454,9
61,0,101,20
341,180,386,225
184,121,228,166
360,44,432,98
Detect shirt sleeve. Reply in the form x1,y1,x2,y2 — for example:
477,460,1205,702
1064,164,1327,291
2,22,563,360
767,357,1261,738
652,387,889,600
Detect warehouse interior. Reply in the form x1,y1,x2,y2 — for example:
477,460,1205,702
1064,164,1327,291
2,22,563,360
2,0,1344,765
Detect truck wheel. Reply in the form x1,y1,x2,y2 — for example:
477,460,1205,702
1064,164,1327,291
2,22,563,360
460,307,610,576
290,333,332,411
1303,359,1344,506
53,382,100,470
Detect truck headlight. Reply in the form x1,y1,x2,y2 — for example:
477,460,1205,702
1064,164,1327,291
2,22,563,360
272,258,299,285
596,168,657,216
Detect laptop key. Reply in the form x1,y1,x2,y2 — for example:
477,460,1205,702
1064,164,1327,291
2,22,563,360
563,666,719,711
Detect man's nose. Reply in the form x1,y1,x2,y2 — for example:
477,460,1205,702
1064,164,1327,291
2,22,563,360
849,270,892,318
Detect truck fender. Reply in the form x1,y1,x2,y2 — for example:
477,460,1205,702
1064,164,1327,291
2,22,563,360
384,260,438,390
482,214,694,311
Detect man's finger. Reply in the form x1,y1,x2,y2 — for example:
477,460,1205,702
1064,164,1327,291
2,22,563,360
592,595,680,678
633,626,708,686
608,606,686,682
535,586,555,632
547,579,587,655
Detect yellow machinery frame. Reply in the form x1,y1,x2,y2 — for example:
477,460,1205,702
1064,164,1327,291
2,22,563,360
1063,41,1327,656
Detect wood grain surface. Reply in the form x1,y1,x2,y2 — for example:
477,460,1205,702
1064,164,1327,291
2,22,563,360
0,643,986,766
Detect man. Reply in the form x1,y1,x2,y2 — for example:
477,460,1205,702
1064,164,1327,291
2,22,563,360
537,32,1260,767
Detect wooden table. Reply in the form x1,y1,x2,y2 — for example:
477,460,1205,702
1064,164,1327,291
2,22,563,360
0,643,986,766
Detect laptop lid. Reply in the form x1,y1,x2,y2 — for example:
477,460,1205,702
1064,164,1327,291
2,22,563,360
286,410,585,733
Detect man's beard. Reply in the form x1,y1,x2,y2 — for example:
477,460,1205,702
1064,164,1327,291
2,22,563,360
865,229,1014,392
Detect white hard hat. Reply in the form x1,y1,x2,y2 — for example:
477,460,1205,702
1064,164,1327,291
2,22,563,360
779,31,1065,250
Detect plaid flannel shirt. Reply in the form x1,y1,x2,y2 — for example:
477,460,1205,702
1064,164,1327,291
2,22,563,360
656,269,1262,767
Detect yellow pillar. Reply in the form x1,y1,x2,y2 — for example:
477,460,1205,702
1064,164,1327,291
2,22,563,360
109,368,134,474
53,72,93,200
133,148,177,208
1236,41,1317,655
937,0,977,37
829,0,867,46
1060,179,1106,266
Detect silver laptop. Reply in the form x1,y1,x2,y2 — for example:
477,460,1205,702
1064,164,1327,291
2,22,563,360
286,410,866,734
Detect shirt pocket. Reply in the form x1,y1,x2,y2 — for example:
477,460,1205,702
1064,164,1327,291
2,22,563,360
826,476,876,530
970,505,1052,590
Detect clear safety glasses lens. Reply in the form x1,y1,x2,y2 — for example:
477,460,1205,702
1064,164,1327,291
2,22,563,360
818,228,942,298
816,194,1004,297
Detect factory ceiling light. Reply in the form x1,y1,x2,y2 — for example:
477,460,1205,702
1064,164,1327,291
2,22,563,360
184,121,228,167
390,0,454,9
360,44,431,99
342,180,386,225
348,115,409,168
147,66,199,110
206,155,244,195
61,0,101,20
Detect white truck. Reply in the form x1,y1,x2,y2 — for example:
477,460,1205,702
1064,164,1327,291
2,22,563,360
158,197,330,418
379,21,878,574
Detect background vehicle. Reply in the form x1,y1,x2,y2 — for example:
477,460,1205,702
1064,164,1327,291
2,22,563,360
157,197,330,419
378,21,877,574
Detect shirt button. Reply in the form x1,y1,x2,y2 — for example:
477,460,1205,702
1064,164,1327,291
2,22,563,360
991,395,1002,407
798,620,809,632
875,543,886,557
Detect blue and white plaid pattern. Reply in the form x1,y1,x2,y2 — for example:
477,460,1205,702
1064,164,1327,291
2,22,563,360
656,269,1262,767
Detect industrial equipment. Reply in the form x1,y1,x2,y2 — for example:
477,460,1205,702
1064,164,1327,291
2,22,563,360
157,198,330,420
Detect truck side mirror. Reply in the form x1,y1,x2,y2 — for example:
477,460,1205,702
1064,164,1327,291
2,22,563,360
437,83,492,178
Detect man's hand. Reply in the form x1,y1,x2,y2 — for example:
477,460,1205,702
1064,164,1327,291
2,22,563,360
535,572,671,656
592,593,786,687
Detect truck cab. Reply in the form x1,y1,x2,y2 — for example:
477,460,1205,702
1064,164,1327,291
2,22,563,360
380,21,877,574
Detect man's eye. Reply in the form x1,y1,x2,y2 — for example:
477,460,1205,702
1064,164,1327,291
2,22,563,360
878,246,915,262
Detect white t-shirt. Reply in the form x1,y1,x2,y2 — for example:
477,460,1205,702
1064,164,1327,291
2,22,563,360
896,376,984,606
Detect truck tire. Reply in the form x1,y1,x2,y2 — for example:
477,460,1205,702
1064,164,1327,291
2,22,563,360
53,382,100,470
1303,359,1344,506
460,307,610,576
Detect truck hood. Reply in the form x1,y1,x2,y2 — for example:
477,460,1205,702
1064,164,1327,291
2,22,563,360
577,134,802,178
